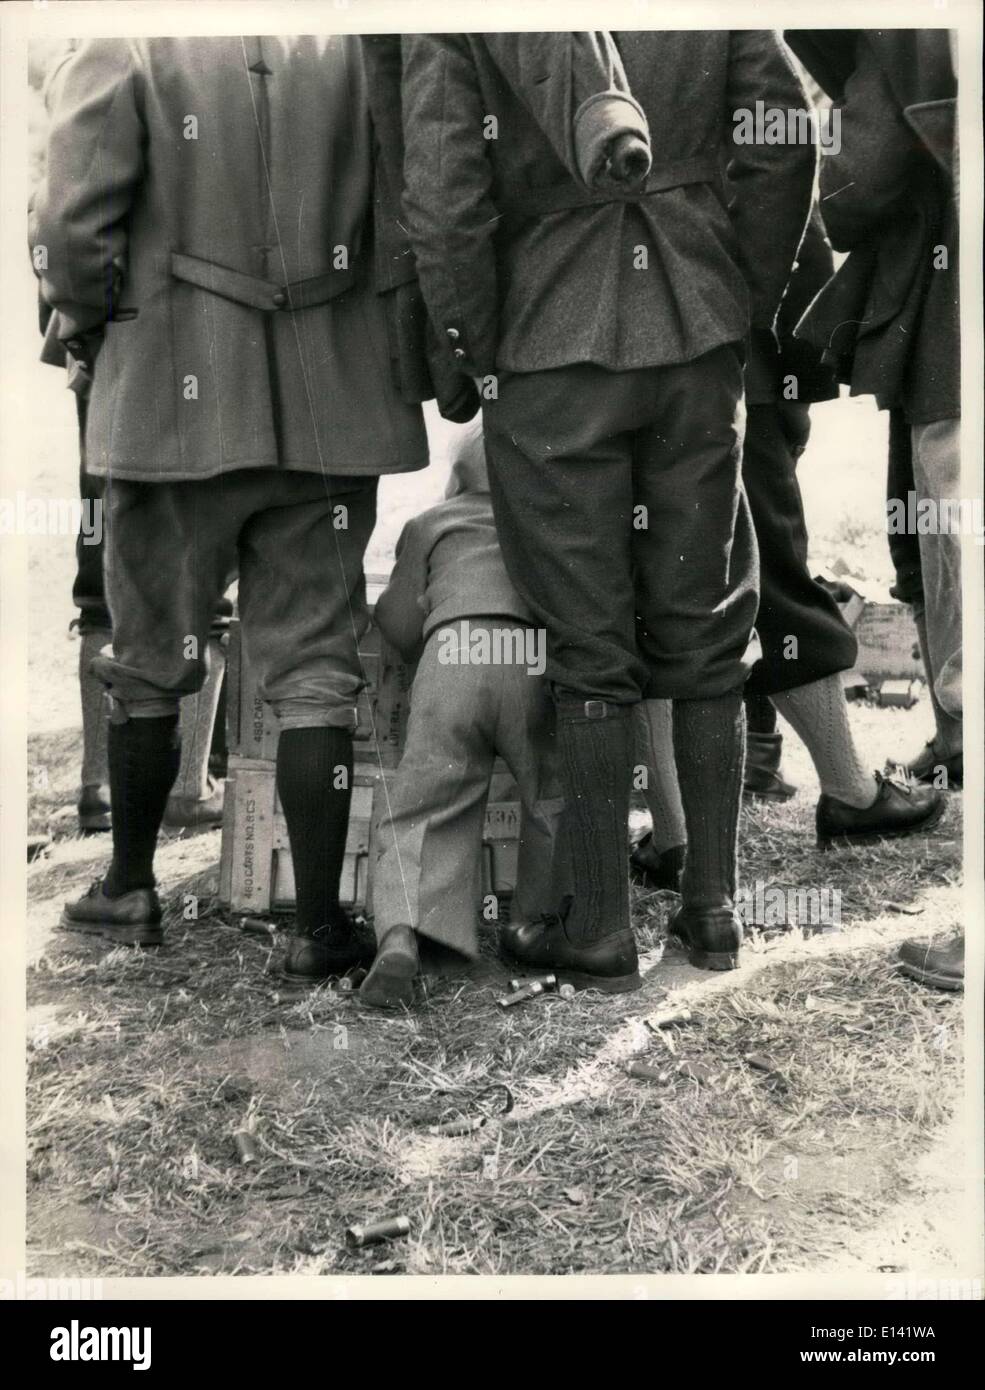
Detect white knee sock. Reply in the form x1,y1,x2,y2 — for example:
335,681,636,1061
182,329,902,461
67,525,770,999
773,675,877,808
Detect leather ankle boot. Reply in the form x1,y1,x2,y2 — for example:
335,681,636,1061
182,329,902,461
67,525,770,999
743,731,797,801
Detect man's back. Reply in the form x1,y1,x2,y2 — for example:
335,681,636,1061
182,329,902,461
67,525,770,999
34,36,427,480
401,30,814,376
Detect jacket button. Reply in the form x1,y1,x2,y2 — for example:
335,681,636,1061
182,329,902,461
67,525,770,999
272,291,287,308
453,348,466,360
446,328,460,341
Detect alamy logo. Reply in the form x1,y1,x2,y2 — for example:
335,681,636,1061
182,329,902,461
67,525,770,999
732,102,841,154
50,1320,151,1371
435,620,546,677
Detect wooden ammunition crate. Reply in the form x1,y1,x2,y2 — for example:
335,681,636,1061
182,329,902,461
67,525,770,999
854,602,923,681
218,756,522,914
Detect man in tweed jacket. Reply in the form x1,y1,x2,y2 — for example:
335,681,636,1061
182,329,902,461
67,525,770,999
402,31,815,987
33,36,430,977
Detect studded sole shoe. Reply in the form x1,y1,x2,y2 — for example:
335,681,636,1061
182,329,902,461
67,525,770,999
358,925,420,1008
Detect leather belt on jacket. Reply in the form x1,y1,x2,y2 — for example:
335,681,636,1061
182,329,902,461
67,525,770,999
502,153,721,219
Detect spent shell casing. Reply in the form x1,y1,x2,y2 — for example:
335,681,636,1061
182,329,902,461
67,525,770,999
626,1061,667,1082
232,1129,257,1164
428,1115,486,1137
345,1215,411,1248
745,1051,779,1073
508,974,558,993
241,916,276,936
497,982,546,1009
647,1006,693,1030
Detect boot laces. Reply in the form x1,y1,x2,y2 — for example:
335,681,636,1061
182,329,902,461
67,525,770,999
877,766,912,797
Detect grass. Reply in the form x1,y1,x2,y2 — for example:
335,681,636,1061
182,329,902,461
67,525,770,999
26,778,963,1278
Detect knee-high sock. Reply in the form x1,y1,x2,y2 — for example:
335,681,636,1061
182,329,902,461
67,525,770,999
172,638,226,800
554,696,632,943
103,713,180,896
772,674,877,808
276,726,353,935
635,699,687,853
913,604,962,757
79,629,112,788
672,690,744,910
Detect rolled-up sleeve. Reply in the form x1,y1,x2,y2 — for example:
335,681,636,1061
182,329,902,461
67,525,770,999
482,33,650,188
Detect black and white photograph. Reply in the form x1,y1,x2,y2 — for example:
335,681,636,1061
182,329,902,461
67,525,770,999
0,0,981,1326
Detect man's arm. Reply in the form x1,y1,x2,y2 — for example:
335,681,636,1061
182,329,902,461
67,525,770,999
373,520,431,662
401,35,499,379
32,39,144,342
815,40,921,251
481,33,651,189
725,31,816,335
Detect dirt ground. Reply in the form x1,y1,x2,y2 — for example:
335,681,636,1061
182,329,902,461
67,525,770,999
21,344,975,1281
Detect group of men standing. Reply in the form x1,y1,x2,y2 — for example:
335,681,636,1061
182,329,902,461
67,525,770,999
32,29,961,994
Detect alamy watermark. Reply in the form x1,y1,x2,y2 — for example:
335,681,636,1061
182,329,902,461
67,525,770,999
435,620,546,677
886,491,984,543
0,491,102,544
732,102,841,155
0,1270,103,1300
736,879,842,930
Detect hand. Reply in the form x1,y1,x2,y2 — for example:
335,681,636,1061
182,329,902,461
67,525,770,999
776,401,812,459
605,133,651,187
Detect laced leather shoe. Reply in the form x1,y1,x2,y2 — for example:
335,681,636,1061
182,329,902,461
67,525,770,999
630,837,684,893
667,903,742,971
61,879,163,946
898,932,964,992
499,913,641,993
816,770,945,849
904,741,963,790
282,914,375,982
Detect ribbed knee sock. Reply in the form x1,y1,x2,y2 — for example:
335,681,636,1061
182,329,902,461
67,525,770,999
103,713,180,896
554,697,632,944
672,690,744,910
772,674,877,808
276,726,353,936
635,699,687,853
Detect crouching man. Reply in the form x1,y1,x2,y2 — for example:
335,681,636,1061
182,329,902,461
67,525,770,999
33,37,433,974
